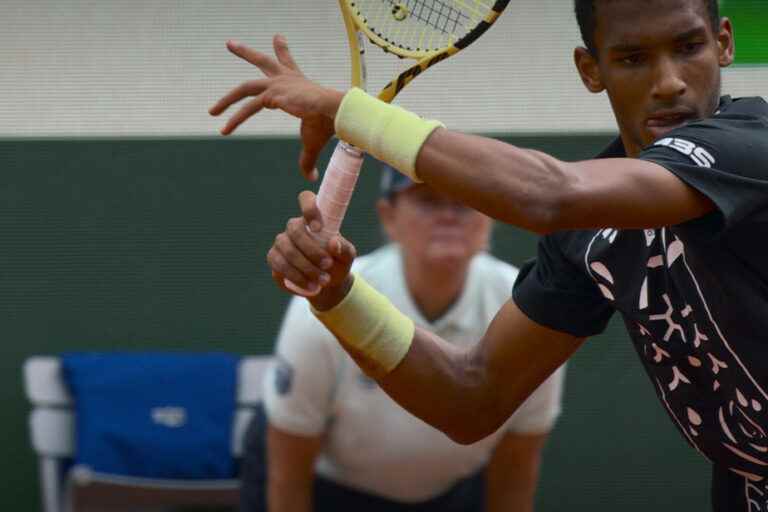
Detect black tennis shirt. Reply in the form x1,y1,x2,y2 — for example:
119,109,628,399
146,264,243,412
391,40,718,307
513,96,768,478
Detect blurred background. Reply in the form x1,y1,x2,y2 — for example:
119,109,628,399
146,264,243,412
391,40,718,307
1,0,766,510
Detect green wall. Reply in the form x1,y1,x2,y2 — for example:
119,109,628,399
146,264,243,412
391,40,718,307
722,0,768,65
1,136,709,510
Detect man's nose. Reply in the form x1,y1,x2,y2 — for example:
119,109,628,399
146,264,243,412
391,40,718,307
651,56,687,101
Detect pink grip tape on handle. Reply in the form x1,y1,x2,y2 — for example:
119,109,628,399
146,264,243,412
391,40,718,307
284,140,363,297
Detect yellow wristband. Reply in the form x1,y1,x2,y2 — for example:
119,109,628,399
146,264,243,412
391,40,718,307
311,274,414,375
334,88,444,182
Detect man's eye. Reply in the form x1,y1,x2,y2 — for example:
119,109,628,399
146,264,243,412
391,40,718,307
620,54,645,65
680,42,704,54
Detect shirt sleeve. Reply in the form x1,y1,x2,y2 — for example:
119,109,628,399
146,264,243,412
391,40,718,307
513,233,614,338
262,296,343,436
505,363,567,434
639,116,768,235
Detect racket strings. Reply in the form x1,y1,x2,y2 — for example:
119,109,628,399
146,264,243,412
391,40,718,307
395,0,469,36
351,0,494,53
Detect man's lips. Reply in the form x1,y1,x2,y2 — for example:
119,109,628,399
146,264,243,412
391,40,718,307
646,109,696,138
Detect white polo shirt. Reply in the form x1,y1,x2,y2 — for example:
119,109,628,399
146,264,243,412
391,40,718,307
263,244,566,503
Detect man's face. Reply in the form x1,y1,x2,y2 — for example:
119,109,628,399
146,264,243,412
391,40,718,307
575,0,734,156
378,185,492,269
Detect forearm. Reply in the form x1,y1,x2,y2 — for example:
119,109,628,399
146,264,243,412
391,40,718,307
267,476,312,512
266,425,321,512
416,129,572,234
374,326,554,445
331,88,572,234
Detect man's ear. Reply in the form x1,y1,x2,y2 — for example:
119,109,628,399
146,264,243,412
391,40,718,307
574,47,605,93
717,17,735,68
376,198,398,242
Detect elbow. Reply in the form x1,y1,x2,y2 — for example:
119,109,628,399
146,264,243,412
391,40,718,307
436,349,514,445
441,405,509,445
441,383,531,445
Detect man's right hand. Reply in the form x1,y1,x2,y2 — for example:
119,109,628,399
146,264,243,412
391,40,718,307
208,36,345,181
267,191,357,310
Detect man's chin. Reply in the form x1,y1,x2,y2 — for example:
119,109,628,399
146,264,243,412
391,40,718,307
646,123,686,142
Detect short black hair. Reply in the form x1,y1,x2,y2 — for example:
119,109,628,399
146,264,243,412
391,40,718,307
575,0,721,55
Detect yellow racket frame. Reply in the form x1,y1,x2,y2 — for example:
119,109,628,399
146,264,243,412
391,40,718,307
339,0,510,103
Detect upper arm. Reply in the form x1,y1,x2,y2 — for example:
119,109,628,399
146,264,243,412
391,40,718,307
473,300,583,434
556,157,715,231
504,359,566,435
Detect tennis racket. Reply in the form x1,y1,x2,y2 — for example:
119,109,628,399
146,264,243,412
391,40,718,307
287,0,510,296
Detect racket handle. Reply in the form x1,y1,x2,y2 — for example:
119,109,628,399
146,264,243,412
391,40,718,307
284,140,364,297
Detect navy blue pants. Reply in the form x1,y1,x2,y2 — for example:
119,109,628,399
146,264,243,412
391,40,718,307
239,404,484,512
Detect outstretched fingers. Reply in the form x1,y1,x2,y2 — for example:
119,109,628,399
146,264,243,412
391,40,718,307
273,35,301,72
226,40,282,76
220,95,266,135
208,79,269,117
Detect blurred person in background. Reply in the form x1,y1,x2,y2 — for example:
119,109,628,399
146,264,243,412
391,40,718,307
239,163,566,512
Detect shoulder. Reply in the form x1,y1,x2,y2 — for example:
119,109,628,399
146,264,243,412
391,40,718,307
715,96,768,120
684,96,767,149
643,96,768,178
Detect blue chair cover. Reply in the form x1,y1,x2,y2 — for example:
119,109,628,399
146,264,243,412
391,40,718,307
62,352,239,480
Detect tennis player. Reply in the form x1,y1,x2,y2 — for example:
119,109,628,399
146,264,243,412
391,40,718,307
211,1,768,509
241,164,565,512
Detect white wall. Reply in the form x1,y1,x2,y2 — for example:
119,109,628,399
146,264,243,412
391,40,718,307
1,0,766,137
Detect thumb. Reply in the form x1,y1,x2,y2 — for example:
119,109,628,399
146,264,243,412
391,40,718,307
297,190,323,233
328,235,357,266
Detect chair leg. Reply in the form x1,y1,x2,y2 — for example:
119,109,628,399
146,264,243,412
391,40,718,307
40,457,62,512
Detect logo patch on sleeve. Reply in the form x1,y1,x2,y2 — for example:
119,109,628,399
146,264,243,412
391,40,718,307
654,138,716,168
274,357,294,395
